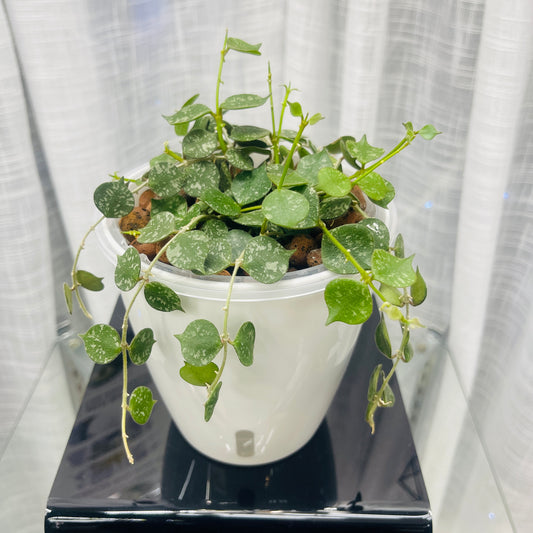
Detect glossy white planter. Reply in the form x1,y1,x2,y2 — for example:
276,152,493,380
96,165,396,466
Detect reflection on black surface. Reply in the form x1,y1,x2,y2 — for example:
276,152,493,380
46,300,432,531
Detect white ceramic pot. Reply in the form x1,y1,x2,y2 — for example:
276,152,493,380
96,165,396,466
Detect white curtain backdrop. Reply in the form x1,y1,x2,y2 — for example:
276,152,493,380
1,0,532,531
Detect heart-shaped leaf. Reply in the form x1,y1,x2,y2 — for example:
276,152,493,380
129,328,156,365
115,246,141,291
184,161,220,198
201,188,241,217
94,179,135,218
242,235,294,283
204,381,222,422
151,194,188,218
262,189,309,228
148,163,187,199
229,125,270,142
128,386,156,425
324,278,373,325
368,178,395,208
220,94,268,111
359,218,390,250
166,231,211,273
321,224,375,273
137,211,176,243
317,167,352,197
175,319,223,367
182,129,219,159
163,103,212,125
345,135,385,165
418,124,441,140
231,163,271,206
357,172,389,201
80,324,121,364
179,361,219,387
226,148,254,170
371,250,417,288
76,270,104,292
144,281,184,312
295,150,332,186
233,322,255,366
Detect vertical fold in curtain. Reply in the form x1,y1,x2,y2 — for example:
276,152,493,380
0,3,56,454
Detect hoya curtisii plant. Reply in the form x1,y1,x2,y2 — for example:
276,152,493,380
65,33,440,464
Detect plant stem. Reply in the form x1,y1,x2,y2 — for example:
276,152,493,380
267,62,279,162
277,116,308,189
274,85,292,165
71,215,105,319
350,134,412,184
214,32,229,153
209,251,245,394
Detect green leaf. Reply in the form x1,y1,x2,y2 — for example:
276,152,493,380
166,231,211,273
163,103,212,125
368,178,395,208
148,162,187,198
368,364,382,401
242,235,294,283
229,125,270,142
319,196,351,220
321,224,375,273
231,163,271,206
233,322,255,366
80,324,121,364
233,209,265,228
375,313,392,358
293,186,320,229
63,282,73,314
418,124,441,140
129,328,156,365
93,179,135,218
410,267,427,306
309,112,325,125
317,167,352,197
115,246,141,291
371,250,417,288
345,135,385,165
357,172,389,201
393,234,405,258
227,229,253,261
359,218,390,250
382,381,396,406
267,164,307,187
201,218,228,237
201,188,241,217
403,340,414,363
288,101,303,117
324,279,373,325
76,270,104,292
379,282,403,307
184,161,220,197
176,319,223,366
128,386,156,425
204,381,222,421
225,147,254,170
262,189,309,228
295,150,332,186
203,233,232,275
144,281,184,312
182,129,218,159
137,211,176,243
151,194,188,218
179,361,219,386
220,94,269,111
227,37,261,55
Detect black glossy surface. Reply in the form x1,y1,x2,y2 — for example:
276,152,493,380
45,300,431,531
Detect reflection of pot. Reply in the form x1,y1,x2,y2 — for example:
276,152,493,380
161,418,337,511
97,165,396,466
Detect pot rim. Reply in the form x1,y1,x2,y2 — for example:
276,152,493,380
95,164,397,302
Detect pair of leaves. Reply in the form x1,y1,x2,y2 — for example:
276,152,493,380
175,320,255,368
79,324,155,366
